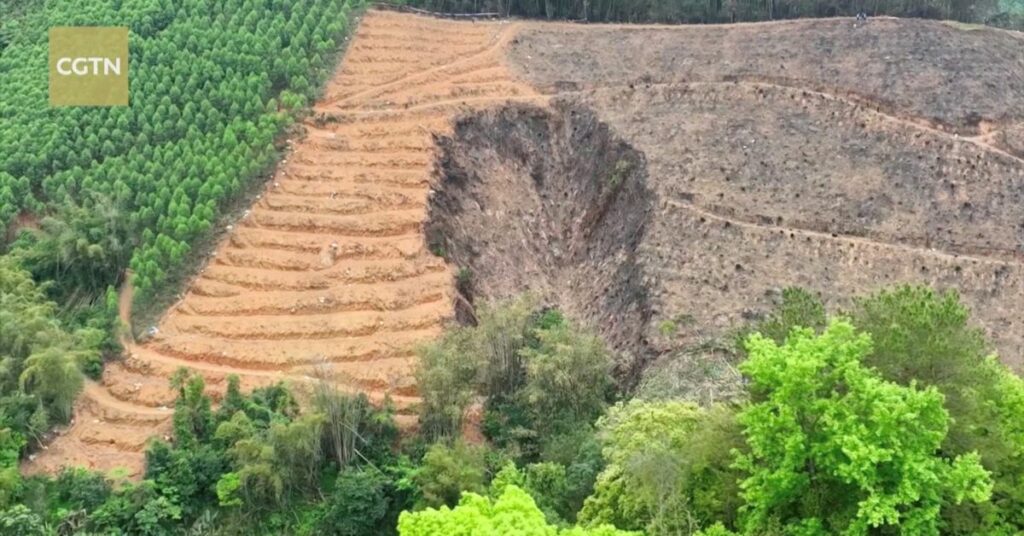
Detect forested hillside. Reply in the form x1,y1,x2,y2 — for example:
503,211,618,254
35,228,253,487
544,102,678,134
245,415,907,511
0,0,362,476
1,0,359,304
403,0,1024,27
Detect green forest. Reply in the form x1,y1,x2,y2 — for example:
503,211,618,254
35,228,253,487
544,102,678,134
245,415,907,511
0,0,362,475
402,0,1024,27
2,287,1023,534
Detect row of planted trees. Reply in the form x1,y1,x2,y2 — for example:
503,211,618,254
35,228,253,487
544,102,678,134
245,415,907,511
1,0,362,310
0,0,366,464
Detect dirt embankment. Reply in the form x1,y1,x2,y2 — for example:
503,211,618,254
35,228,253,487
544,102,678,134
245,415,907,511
427,102,654,382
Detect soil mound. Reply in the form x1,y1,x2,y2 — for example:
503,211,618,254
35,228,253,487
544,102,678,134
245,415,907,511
427,102,654,382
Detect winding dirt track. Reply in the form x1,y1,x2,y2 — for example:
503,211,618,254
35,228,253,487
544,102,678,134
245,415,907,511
24,10,538,478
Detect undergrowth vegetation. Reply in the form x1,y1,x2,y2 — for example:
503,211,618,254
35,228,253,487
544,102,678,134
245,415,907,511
1,286,1022,534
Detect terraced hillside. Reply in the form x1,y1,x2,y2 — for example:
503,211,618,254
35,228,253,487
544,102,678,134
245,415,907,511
25,9,538,478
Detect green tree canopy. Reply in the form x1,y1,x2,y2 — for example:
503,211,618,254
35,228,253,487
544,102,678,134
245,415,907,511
398,484,639,536
736,321,991,535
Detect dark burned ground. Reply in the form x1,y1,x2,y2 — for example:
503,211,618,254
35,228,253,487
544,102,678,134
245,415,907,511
429,18,1024,395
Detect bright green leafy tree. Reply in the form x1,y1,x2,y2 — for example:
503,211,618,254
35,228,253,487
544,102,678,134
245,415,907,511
398,484,639,536
735,321,992,535
850,285,1024,533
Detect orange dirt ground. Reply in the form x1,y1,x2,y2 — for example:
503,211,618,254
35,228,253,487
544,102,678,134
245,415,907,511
23,9,540,478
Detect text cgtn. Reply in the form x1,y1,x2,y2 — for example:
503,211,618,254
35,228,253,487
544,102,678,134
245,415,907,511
55,57,121,76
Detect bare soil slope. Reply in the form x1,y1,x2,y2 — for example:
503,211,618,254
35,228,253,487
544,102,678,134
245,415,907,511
428,17,1024,389
25,9,538,478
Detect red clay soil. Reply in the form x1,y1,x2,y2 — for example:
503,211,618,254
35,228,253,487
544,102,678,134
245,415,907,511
23,9,539,479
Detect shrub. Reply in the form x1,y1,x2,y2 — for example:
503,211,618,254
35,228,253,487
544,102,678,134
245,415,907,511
738,287,826,348
0,505,45,536
580,400,742,535
53,468,111,512
317,468,392,536
418,297,615,466
414,441,487,509
398,485,639,536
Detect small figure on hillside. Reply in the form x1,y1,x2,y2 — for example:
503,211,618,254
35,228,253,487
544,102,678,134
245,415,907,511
856,11,868,22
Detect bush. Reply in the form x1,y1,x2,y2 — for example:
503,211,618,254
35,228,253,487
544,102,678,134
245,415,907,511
0,505,45,536
317,468,392,536
411,442,487,510
580,400,742,535
414,441,487,509
52,468,111,513
417,297,615,463
738,287,826,348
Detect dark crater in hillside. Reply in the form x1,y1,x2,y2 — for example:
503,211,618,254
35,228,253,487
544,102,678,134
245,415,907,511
427,102,655,385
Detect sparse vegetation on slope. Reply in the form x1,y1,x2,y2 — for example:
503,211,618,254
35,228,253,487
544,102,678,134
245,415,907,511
404,0,1021,26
